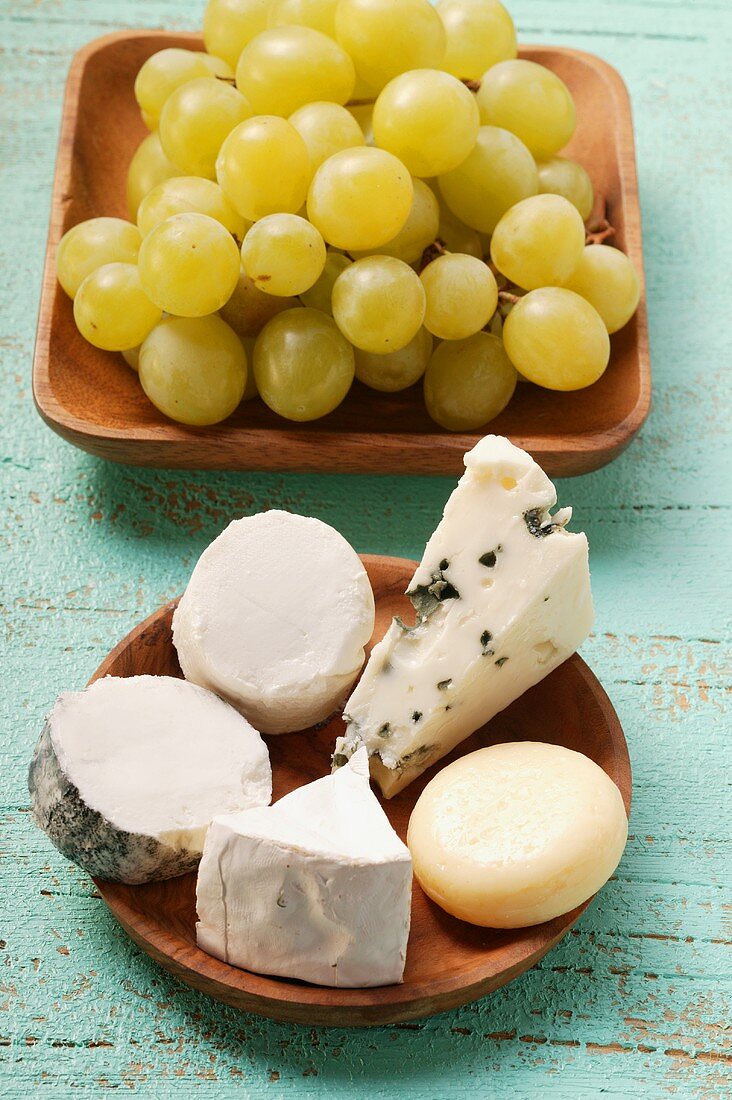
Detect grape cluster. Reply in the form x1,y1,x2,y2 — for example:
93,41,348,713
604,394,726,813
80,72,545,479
56,0,641,429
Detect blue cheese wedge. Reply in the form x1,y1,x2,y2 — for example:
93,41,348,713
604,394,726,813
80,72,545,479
173,510,375,734
28,675,271,884
338,435,594,797
196,748,412,987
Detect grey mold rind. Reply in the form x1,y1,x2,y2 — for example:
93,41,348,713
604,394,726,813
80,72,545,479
28,722,198,885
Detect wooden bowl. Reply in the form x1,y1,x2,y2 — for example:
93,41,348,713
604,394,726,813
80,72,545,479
89,554,631,1026
34,31,649,478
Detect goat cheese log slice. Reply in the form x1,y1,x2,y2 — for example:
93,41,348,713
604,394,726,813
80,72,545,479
28,675,272,884
338,435,594,797
172,510,375,734
196,748,412,987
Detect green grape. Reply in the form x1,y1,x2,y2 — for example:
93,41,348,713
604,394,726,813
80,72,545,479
537,156,594,222
159,78,252,179
347,103,374,144
216,116,310,221
564,245,641,334
138,212,240,317
438,126,538,234
331,255,426,354
122,346,140,371
56,218,142,299
354,327,432,391
139,315,247,426
73,263,162,351
236,26,355,117
372,69,479,177
198,53,235,79
239,337,260,398
137,176,249,241
503,287,610,390
437,0,517,79
437,212,483,258
490,194,585,290
203,0,271,68
254,308,354,420
307,146,413,250
477,60,576,159
133,49,212,129
126,132,181,219
220,266,299,336
335,0,445,93
354,179,439,264
241,213,326,296
300,251,351,313
268,0,339,37
352,74,378,100
424,331,517,429
289,101,364,176
420,253,497,340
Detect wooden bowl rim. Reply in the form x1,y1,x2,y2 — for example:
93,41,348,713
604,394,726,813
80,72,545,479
88,553,632,1025
32,32,651,478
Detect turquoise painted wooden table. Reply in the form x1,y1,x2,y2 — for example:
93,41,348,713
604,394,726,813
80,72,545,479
2,0,730,1095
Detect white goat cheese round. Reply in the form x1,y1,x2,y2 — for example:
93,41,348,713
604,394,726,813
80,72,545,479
173,510,375,733
28,675,272,884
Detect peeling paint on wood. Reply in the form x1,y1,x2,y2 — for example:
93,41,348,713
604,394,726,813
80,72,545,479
1,0,731,1097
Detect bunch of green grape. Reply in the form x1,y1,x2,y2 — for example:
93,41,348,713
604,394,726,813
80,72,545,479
56,0,641,430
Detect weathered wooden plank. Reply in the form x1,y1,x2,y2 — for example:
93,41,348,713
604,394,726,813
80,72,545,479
1,0,730,1096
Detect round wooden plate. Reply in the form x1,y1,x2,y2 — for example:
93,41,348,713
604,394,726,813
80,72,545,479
90,554,631,1026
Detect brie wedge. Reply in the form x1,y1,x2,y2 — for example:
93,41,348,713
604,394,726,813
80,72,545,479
338,435,594,797
29,675,271,884
196,748,412,987
173,510,375,734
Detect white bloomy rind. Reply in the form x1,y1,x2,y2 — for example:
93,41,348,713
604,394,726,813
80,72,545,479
28,675,272,884
173,510,375,734
340,435,595,797
196,748,412,988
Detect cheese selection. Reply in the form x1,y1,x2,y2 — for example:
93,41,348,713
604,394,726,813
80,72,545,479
172,509,375,733
337,435,594,797
27,441,629,989
28,675,272,884
407,742,628,928
196,748,412,987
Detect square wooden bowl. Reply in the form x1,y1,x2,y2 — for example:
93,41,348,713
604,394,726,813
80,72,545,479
33,31,650,477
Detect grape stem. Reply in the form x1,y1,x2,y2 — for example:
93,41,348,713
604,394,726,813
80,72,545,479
586,218,615,245
419,239,447,270
585,200,616,245
496,285,524,321
461,79,481,93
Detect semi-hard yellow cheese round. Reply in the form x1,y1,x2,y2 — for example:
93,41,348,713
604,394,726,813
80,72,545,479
407,742,628,928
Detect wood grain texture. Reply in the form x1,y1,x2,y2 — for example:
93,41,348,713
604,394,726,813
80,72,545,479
2,0,730,1097
88,556,631,1026
32,31,649,478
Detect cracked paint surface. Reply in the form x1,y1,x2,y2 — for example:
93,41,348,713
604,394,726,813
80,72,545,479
1,0,731,1097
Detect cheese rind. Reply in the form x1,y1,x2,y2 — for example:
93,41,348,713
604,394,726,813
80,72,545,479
28,675,272,884
407,742,628,927
340,435,594,796
173,510,375,734
196,748,412,987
